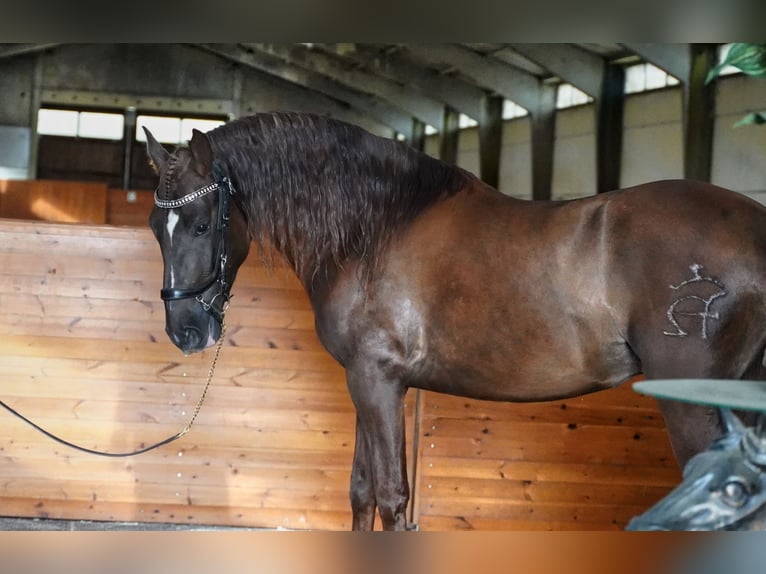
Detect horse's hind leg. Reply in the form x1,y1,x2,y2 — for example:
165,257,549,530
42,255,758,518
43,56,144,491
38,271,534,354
656,400,721,468
346,368,409,531
649,343,766,468
350,416,376,530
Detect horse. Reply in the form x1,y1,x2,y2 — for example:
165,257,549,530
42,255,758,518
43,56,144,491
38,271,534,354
627,409,766,530
143,111,766,531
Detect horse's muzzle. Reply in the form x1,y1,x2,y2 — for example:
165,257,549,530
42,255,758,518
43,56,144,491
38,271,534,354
165,308,220,355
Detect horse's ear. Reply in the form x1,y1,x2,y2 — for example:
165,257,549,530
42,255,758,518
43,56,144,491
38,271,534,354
720,408,746,436
190,129,213,177
143,127,169,174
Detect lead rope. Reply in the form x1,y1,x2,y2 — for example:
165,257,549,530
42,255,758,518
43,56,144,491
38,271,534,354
0,321,226,458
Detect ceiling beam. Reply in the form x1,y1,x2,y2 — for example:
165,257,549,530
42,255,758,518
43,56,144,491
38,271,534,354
245,43,445,130
405,44,559,197
0,43,59,59
404,44,542,112
317,43,488,120
195,44,414,138
621,43,691,81
508,43,605,97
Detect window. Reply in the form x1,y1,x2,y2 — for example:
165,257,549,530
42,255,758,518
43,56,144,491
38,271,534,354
503,99,528,120
556,83,593,109
181,118,227,142
37,108,124,140
37,109,78,136
136,115,225,144
624,63,680,94
78,112,124,139
459,113,477,129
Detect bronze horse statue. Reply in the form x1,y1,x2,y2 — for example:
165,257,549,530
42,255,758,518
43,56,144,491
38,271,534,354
144,112,766,531
627,408,766,530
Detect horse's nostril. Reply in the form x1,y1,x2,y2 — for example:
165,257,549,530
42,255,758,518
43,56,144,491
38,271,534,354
184,326,202,348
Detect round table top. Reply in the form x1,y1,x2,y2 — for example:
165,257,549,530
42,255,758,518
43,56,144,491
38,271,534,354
633,379,766,412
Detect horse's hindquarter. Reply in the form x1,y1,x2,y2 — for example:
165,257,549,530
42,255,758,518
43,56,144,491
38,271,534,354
600,180,766,379
323,185,639,402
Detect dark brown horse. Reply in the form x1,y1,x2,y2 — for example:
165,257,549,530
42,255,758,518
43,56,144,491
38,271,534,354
144,112,766,531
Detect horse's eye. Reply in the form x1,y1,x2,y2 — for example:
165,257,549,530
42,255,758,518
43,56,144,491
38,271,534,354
721,479,750,508
195,223,210,236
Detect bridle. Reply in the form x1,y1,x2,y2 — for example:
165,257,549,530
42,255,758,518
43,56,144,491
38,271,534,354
154,164,236,325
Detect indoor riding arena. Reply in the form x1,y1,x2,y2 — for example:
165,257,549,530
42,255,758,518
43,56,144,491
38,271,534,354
1,43,765,532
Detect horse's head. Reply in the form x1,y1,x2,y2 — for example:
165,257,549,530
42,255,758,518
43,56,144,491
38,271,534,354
627,410,766,531
145,127,249,354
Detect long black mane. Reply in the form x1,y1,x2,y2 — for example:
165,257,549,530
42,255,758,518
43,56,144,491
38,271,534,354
206,112,469,288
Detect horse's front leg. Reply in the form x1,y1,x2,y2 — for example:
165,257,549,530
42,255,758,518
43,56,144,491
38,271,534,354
350,415,376,530
347,368,409,531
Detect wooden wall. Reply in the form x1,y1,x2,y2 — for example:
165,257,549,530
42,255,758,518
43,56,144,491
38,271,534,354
0,217,680,530
0,180,153,227
0,180,108,224
414,388,680,530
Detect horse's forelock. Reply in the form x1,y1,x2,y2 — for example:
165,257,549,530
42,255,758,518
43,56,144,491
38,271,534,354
160,149,193,201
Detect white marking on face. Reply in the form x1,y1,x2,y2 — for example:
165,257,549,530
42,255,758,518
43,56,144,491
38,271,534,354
166,210,180,287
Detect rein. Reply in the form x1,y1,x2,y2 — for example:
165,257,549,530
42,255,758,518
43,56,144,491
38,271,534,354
0,323,225,457
0,170,235,457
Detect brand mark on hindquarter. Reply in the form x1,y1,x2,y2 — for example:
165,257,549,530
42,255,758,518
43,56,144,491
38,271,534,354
663,263,727,340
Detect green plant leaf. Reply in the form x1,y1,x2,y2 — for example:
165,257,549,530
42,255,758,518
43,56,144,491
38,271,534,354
706,43,766,84
733,112,766,127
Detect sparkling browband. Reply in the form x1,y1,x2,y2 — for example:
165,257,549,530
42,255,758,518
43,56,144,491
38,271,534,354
154,182,219,209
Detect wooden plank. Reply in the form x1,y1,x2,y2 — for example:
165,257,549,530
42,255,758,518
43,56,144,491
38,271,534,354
0,334,341,371
418,496,650,524
418,515,624,531
422,476,671,506
420,428,675,466
0,398,357,432
422,398,665,428
0,314,326,351
422,457,680,487
0,361,347,390
1,498,352,530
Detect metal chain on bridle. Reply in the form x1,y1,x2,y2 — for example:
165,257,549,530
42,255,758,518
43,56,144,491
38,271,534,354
0,167,235,457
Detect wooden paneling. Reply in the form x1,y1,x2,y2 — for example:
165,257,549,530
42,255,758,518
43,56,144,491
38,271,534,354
0,220,357,530
0,180,107,224
0,218,680,530
0,180,153,228
413,386,680,530
106,189,153,227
